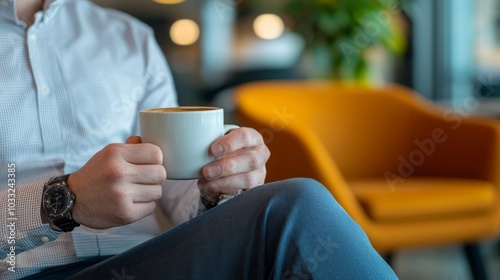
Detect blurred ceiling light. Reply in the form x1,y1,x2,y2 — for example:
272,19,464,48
253,14,285,40
153,0,185,4
170,19,200,46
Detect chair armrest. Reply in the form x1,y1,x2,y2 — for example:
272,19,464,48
283,122,372,224
419,114,500,184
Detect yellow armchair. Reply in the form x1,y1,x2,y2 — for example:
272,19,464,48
235,81,500,279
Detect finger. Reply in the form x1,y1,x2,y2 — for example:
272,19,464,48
126,136,142,144
210,127,264,158
130,184,163,203
135,202,157,217
127,164,167,184
109,143,163,165
122,202,157,224
122,144,163,165
198,167,266,201
197,178,241,204
202,144,269,180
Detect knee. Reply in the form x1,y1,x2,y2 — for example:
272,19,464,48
261,178,359,231
271,178,329,196
265,178,337,209
266,178,361,231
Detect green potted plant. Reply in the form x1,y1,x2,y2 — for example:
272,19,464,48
286,0,407,81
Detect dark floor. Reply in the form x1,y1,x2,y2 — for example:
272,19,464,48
392,239,500,280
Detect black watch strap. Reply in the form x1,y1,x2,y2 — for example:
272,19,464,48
52,215,80,232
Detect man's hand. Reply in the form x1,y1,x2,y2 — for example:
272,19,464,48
68,136,166,229
198,127,270,205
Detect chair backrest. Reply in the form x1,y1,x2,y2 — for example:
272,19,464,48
237,82,430,179
236,80,500,230
235,81,484,182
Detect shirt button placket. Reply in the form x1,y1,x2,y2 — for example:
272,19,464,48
28,26,62,154
40,84,51,97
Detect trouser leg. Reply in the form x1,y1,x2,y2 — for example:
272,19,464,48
68,178,396,280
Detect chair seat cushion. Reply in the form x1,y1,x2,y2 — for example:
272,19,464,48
349,178,497,222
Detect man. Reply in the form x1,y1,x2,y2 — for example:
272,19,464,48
0,0,398,279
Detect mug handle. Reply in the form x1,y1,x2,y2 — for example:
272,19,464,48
224,124,239,134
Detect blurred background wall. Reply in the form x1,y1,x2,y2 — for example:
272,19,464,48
91,0,500,117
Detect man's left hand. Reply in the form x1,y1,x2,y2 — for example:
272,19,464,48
198,127,270,205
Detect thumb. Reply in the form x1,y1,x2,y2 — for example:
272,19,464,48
126,136,142,144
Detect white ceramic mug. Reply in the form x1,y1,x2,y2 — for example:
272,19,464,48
139,107,239,180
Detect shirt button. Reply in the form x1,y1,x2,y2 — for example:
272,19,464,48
40,85,50,96
28,33,37,43
41,236,49,243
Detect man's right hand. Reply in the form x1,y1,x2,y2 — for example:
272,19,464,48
67,136,166,229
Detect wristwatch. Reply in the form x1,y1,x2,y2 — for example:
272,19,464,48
42,174,80,232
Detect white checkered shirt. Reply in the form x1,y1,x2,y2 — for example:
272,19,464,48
0,0,202,278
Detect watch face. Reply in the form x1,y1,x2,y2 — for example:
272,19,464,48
43,186,72,218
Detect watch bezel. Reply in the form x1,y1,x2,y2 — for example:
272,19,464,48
42,182,75,220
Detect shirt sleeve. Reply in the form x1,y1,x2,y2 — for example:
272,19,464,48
137,28,206,225
0,172,61,260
